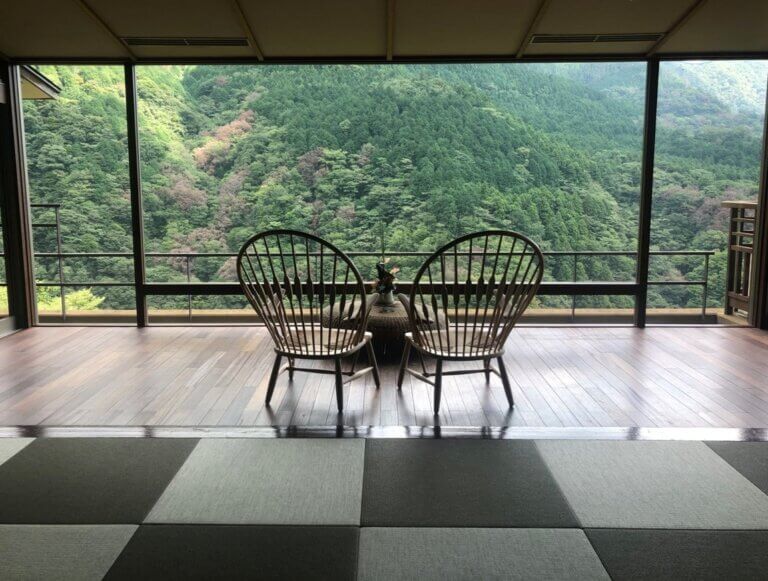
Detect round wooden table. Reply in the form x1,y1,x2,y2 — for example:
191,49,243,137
365,301,411,353
321,297,410,357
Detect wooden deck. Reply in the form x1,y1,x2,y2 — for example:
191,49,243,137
0,326,767,428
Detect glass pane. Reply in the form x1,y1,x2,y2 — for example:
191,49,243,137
147,294,259,324
147,295,189,325
573,295,635,324
521,295,635,324
650,60,768,325
190,295,258,324
137,63,645,322
22,65,136,324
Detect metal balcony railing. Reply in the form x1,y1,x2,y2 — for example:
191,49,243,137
28,249,714,322
0,203,715,323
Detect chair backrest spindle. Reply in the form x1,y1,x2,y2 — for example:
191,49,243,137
238,230,370,356
405,231,544,357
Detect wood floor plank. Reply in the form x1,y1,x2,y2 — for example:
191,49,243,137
0,326,766,427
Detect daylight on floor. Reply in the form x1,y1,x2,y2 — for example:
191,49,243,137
1,0,768,579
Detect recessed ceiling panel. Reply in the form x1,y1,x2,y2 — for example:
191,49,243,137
239,0,386,57
536,0,692,35
0,0,127,58
87,0,245,38
524,40,656,56
395,0,541,56
659,0,768,54
127,45,257,59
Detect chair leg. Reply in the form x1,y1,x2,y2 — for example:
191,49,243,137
366,341,381,389
348,351,359,374
433,358,443,415
397,342,411,389
266,353,283,405
334,357,344,412
417,350,428,375
497,355,514,407
483,357,491,384
288,357,295,381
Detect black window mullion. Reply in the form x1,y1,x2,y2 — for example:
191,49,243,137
124,64,147,327
634,58,659,328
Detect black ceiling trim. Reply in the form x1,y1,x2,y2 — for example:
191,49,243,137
122,37,249,47
8,51,768,66
531,33,664,44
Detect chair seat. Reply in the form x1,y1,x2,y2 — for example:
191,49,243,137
276,327,371,356
407,328,501,358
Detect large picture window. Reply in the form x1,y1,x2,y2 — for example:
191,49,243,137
650,60,768,324
22,66,136,324
137,63,645,322
17,61,768,326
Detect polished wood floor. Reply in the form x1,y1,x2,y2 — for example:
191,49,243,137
0,326,767,428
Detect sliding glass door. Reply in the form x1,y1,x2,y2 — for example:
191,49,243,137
135,62,647,323
20,65,136,324
13,60,767,327
648,60,768,325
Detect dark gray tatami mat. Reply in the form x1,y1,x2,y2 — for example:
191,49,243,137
362,439,578,527
586,529,768,581
0,525,137,580
104,525,359,581
706,441,768,496
536,440,768,529
0,438,199,523
147,438,365,525
358,527,609,581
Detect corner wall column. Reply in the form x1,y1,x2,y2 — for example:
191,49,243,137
124,65,147,326
634,58,660,327
0,63,36,329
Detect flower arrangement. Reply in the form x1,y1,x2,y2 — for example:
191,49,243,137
373,258,399,305
374,258,399,294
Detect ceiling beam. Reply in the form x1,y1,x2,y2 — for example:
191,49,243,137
647,0,708,56
386,0,396,61
516,0,551,58
231,0,265,61
71,0,136,61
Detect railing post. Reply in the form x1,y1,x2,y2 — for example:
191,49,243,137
571,253,577,322
724,206,737,315
702,253,709,321
54,205,66,321
634,59,659,328
186,255,192,321
124,65,147,327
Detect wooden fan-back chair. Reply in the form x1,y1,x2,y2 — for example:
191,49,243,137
237,230,380,413
397,231,544,414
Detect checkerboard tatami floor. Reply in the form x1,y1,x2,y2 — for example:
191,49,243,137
0,438,767,580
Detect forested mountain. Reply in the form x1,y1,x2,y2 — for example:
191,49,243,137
19,61,768,313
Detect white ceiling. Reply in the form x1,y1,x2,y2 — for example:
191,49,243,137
0,0,766,61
